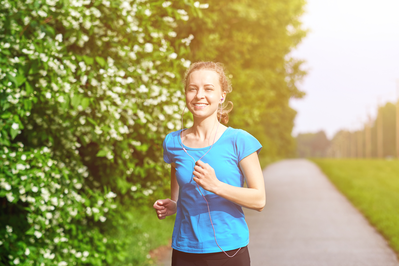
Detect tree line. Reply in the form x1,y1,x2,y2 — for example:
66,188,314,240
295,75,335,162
296,101,399,158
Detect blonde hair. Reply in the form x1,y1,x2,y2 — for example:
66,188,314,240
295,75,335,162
183,62,234,124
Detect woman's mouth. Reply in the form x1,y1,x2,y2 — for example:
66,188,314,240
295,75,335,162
194,103,208,107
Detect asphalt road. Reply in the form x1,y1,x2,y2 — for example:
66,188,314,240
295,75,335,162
157,159,399,266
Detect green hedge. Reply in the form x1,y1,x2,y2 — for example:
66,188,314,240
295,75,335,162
0,0,203,265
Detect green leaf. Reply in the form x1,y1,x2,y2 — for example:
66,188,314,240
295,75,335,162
10,128,18,139
96,150,108,157
15,74,26,87
83,55,94,65
23,99,32,111
95,56,106,67
2,103,10,111
25,227,35,235
71,94,81,108
25,81,33,94
87,117,97,126
81,97,90,110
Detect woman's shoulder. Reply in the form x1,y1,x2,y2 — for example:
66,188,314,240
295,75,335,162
225,127,256,139
163,129,183,147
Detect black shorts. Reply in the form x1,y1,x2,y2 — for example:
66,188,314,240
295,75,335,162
171,246,250,266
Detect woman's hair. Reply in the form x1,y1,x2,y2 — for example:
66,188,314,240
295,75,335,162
183,61,234,124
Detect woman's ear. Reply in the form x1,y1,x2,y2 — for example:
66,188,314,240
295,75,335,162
221,91,227,103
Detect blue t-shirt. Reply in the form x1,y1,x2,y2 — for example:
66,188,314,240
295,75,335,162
163,127,262,254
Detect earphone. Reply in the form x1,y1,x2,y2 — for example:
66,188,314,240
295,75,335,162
179,102,242,258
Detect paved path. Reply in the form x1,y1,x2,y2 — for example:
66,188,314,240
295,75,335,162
157,159,399,266
245,159,399,266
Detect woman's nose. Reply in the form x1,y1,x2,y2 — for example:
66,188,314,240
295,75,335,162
195,88,205,99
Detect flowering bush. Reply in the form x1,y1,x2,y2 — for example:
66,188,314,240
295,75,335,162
0,0,204,264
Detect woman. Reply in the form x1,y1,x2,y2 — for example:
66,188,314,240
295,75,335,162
153,62,266,266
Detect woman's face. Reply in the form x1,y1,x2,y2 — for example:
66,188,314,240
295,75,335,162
185,69,226,120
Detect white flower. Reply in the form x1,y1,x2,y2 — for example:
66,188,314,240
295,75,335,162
4,43,10,48
131,186,137,191
6,193,14,202
25,248,30,256
58,262,67,266
58,96,65,103
169,53,177,59
34,231,42,238
163,16,174,23
144,43,153,53
75,252,82,258
38,10,47,17
46,213,53,219
32,186,38,192
144,9,151,16
46,92,51,99
194,1,200,7
79,116,86,125
168,32,177,37
199,3,209,8
21,175,27,180
4,183,11,190
21,154,27,160
92,207,99,213
79,61,86,71
182,59,191,68
6,225,12,233
13,258,20,265
99,216,106,222
55,34,63,42
83,251,89,257
106,191,117,198
177,9,187,15
81,75,87,85
167,122,174,129
11,123,19,130
162,1,171,7
16,164,26,170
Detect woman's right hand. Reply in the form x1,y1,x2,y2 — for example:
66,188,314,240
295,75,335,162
153,199,177,220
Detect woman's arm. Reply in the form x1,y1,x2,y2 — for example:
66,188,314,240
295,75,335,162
153,163,179,219
193,152,266,212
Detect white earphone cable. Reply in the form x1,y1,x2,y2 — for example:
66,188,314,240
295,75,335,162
179,101,242,258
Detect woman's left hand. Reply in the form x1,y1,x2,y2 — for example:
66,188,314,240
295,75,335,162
193,160,221,193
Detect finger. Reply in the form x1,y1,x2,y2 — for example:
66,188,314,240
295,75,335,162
195,160,206,168
193,176,201,184
194,165,205,173
193,170,203,179
153,202,165,210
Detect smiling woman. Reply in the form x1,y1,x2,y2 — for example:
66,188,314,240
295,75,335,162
153,62,266,266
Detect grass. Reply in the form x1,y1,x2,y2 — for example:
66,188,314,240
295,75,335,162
112,206,175,266
312,159,399,255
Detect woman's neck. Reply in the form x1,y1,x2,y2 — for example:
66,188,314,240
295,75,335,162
189,115,219,141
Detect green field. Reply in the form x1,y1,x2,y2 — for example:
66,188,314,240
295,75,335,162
114,207,175,265
313,159,399,255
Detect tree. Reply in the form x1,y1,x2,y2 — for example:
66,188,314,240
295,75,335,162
0,0,200,264
176,0,307,164
296,131,330,157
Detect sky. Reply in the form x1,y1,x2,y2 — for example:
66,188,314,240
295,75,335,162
289,0,399,139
